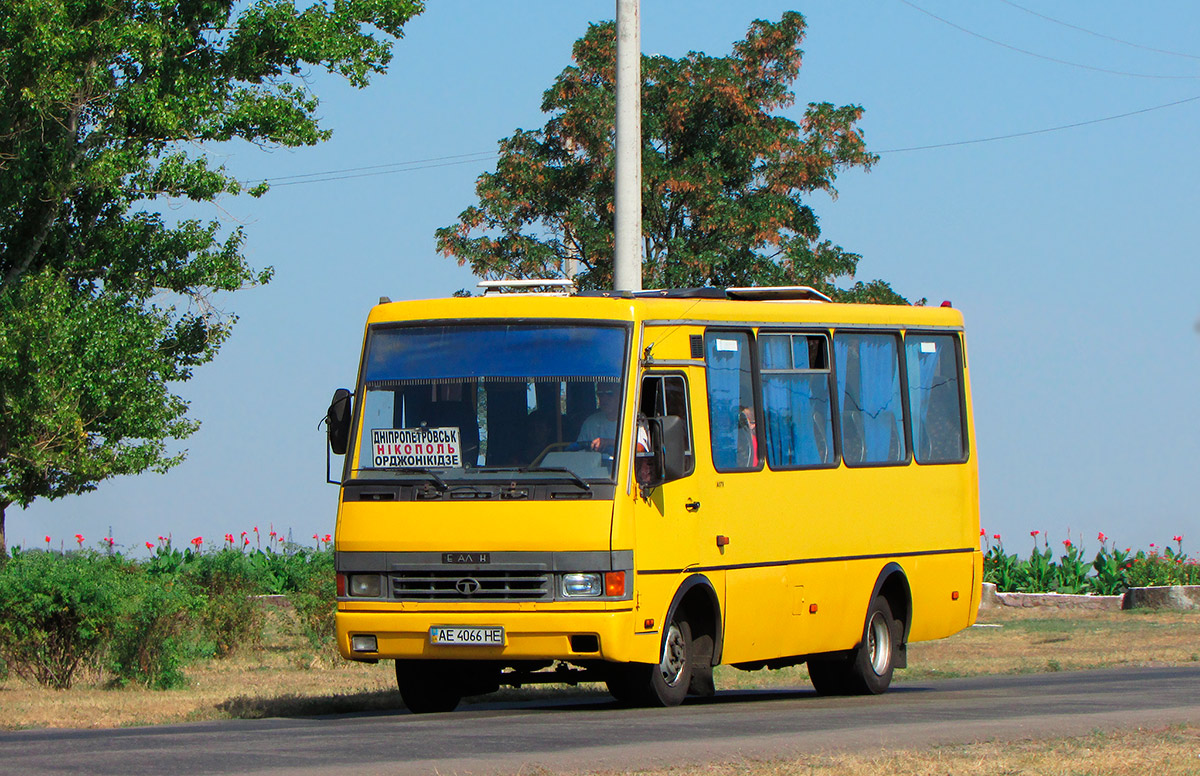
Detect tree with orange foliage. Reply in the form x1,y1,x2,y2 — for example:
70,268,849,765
438,12,906,302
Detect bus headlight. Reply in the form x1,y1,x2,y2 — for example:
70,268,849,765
348,574,382,597
561,573,603,597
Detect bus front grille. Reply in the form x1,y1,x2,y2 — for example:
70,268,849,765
390,571,551,601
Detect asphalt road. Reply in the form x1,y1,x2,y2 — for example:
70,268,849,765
2,666,1198,775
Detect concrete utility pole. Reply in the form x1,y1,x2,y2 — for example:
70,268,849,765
613,0,642,292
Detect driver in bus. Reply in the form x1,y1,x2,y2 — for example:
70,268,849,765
577,384,621,452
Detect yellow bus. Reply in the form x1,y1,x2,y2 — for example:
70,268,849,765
325,283,981,712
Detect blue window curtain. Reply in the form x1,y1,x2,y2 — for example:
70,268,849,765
759,335,833,467
835,333,905,464
705,332,751,470
905,334,965,463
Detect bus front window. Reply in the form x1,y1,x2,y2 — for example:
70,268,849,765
353,323,628,483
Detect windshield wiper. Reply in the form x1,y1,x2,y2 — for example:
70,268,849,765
476,466,593,492
392,468,449,492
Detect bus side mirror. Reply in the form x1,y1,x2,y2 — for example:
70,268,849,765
641,415,686,488
327,388,353,456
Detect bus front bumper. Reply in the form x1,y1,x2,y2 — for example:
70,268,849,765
336,607,655,664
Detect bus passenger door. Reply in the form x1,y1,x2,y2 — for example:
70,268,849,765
632,372,724,627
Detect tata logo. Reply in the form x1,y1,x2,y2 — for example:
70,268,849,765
455,578,481,596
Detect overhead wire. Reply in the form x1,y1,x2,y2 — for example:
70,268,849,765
996,0,1200,61
878,93,1200,153
243,151,499,188
255,91,1200,186
897,0,1200,80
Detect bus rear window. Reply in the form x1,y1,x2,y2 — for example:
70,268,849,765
905,334,966,464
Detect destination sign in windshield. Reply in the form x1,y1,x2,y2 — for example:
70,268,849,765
372,427,462,468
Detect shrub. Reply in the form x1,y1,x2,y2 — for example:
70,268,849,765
182,550,266,658
0,551,126,688
106,575,203,689
285,550,336,651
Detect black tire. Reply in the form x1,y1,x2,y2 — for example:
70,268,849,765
807,655,853,696
687,631,716,698
605,616,694,707
848,595,896,694
808,595,897,696
395,660,462,714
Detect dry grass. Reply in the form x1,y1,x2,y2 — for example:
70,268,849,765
1,604,1198,731
599,724,1200,776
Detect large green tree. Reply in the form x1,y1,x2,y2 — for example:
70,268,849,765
438,12,906,302
0,0,423,554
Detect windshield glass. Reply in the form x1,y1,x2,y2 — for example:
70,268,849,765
352,323,629,482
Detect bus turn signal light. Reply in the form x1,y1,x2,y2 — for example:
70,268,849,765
951,590,960,600
605,571,626,597
809,603,818,614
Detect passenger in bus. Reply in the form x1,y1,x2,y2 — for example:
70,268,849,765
738,406,759,467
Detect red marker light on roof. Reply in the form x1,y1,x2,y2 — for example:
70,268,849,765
940,300,953,308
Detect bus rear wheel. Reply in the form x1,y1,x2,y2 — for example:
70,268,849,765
808,595,897,696
395,660,462,714
606,617,694,707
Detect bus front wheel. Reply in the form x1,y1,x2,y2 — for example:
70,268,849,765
395,660,462,714
808,595,897,696
606,617,694,707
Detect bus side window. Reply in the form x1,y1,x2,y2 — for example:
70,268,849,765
833,332,907,466
640,373,695,475
704,332,761,471
758,333,836,468
905,334,967,463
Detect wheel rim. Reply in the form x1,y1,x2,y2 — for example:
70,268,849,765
659,622,687,686
866,612,891,676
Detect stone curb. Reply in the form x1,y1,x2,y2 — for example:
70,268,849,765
980,582,1200,611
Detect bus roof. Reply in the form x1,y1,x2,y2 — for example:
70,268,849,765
365,289,965,329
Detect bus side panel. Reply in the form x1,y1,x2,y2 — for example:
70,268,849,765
907,552,978,642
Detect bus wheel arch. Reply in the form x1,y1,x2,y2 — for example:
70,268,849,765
664,574,722,698
607,573,721,706
869,562,912,668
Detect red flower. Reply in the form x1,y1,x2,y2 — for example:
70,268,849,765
323,534,332,543
1097,532,1107,543
1031,530,1040,537
74,534,84,546
313,533,319,541
243,537,249,545
191,537,203,548
993,534,1001,540
145,542,154,550
1174,535,1183,543
1063,540,1072,549
979,528,985,536
241,531,247,537
1150,543,1156,548
44,536,50,544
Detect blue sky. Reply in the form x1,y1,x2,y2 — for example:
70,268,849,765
13,0,1200,555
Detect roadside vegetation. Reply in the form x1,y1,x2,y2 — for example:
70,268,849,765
0,539,333,692
983,531,1197,594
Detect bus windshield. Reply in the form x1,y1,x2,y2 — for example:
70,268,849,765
353,323,629,483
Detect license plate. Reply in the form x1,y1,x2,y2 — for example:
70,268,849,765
429,626,504,646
